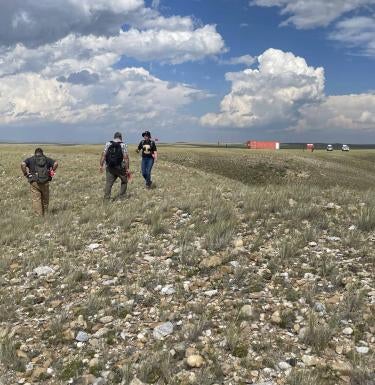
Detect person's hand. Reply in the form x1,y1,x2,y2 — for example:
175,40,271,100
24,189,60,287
99,165,104,173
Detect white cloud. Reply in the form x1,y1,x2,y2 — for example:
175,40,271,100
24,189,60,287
201,48,375,133
0,68,205,126
0,0,144,47
201,48,325,128
329,16,375,56
0,0,226,131
250,0,373,29
219,54,255,66
294,93,375,132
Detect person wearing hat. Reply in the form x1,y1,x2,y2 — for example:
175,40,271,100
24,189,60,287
136,130,157,188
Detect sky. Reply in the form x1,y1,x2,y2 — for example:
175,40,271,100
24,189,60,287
0,0,374,144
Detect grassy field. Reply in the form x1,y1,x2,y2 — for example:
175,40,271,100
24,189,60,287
0,144,374,385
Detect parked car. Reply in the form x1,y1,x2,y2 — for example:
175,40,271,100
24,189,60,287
326,144,333,151
342,144,350,151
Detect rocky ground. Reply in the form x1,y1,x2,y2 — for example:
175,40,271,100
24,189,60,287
0,146,374,385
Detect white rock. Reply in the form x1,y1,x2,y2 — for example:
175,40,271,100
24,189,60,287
204,290,218,297
278,361,291,371
161,285,176,295
153,322,174,340
33,266,54,276
76,331,89,342
355,346,369,354
342,327,353,335
87,243,100,250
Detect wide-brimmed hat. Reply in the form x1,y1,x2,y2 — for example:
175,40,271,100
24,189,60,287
142,131,151,138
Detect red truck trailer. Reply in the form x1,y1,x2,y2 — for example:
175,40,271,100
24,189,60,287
246,141,280,150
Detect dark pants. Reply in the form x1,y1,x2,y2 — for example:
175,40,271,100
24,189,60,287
141,157,154,187
104,167,127,200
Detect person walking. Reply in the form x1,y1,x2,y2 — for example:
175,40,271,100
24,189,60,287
136,131,157,188
100,132,129,200
21,148,58,216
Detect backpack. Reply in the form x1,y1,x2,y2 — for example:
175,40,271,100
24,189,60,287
105,141,123,167
34,155,51,184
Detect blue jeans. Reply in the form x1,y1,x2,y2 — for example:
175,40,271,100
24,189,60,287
141,157,154,186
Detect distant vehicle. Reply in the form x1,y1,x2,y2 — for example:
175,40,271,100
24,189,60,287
342,144,350,151
326,144,333,151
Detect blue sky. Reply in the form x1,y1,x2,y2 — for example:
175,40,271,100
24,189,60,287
0,0,374,143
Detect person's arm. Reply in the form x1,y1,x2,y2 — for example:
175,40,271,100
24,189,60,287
152,142,158,161
21,161,30,177
48,158,58,171
99,152,105,173
123,144,129,171
100,143,108,172
136,141,142,153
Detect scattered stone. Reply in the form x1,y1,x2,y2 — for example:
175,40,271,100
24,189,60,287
161,285,176,295
233,238,244,248
186,354,205,368
302,355,319,367
342,327,353,335
314,302,326,313
271,310,281,324
278,361,291,371
355,346,369,354
204,290,218,297
199,255,223,269
99,316,113,324
153,322,174,340
76,331,90,342
33,266,54,277
87,243,100,250
93,328,109,338
239,304,254,319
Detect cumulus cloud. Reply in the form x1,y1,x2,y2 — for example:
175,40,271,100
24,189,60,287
0,67,205,125
0,0,226,132
294,93,375,132
250,0,373,29
201,48,325,128
201,48,375,133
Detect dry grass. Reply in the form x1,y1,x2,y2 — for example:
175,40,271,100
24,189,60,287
0,144,374,384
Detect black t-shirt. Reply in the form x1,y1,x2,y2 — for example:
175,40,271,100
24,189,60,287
138,139,157,158
24,155,55,174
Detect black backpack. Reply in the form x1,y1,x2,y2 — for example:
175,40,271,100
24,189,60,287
105,141,123,167
34,155,51,184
